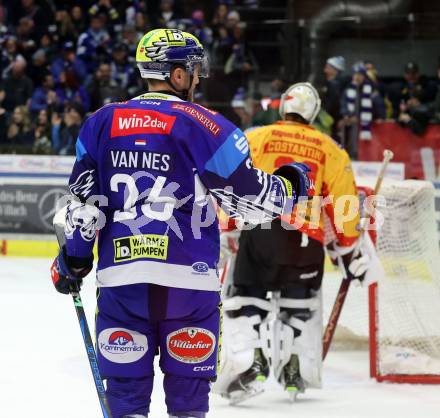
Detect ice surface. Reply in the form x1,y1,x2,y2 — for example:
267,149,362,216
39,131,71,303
1,257,439,418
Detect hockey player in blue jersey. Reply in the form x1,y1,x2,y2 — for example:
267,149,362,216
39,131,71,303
50,28,312,418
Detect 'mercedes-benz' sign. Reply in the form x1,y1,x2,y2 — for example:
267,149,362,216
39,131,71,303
0,155,73,237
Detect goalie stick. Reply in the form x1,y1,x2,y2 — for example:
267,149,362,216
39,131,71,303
53,209,113,418
322,149,394,360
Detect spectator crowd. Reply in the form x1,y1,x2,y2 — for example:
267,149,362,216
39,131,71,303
0,0,260,154
228,56,440,159
0,0,440,160
318,57,440,159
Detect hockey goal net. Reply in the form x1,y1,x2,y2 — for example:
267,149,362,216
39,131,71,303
322,178,440,383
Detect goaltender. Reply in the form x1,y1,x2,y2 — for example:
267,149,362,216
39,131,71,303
220,82,370,401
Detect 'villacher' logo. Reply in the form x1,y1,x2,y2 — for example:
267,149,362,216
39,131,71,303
98,328,148,364
167,327,215,364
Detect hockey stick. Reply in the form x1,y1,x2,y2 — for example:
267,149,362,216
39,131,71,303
53,211,113,418
322,149,394,360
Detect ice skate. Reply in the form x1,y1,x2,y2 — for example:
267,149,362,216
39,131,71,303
282,354,305,402
225,348,269,405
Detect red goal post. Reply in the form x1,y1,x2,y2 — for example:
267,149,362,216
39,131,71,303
369,282,440,384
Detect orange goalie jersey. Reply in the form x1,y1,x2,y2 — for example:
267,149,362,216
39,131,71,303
246,120,360,247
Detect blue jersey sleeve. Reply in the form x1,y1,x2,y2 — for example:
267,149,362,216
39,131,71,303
182,107,295,224
64,111,103,258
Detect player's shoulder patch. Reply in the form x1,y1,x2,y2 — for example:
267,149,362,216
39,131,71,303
205,127,249,178
170,102,222,137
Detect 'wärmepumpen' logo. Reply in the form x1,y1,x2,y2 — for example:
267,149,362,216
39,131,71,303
114,234,169,263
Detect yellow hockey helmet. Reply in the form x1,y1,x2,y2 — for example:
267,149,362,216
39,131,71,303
136,28,209,80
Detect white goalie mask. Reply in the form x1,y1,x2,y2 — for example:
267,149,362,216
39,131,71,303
279,82,321,123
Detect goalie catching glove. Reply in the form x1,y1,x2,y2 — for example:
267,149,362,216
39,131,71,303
327,237,370,285
50,246,93,294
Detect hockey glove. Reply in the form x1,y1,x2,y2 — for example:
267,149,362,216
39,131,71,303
50,246,93,294
327,238,370,285
274,162,311,199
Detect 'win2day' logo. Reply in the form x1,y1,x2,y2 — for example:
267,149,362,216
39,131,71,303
114,234,169,263
110,108,176,138
98,328,148,364
167,327,216,364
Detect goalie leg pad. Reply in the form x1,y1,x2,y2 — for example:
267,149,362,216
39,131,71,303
279,290,323,388
212,314,262,395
